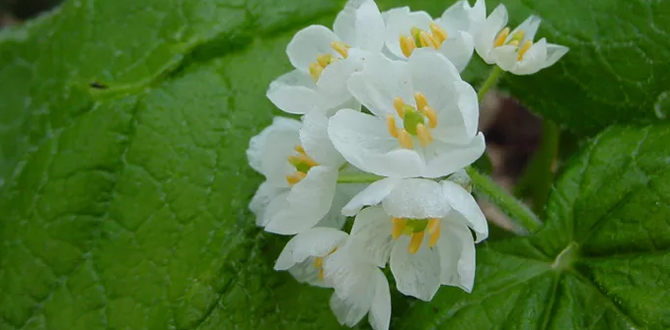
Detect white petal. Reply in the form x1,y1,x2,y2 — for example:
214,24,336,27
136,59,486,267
407,50,461,108
323,240,377,297
264,166,338,234
274,227,348,270
334,0,385,51
435,31,475,72
300,112,344,167
287,258,329,287
328,109,425,178
423,132,486,178
390,236,441,301
474,4,508,64
368,270,391,330
342,178,400,216
350,206,394,267
260,191,290,228
442,180,488,242
347,53,413,118
266,70,319,114
249,181,288,225
510,15,541,43
438,0,474,34
544,42,569,68
246,117,301,181
437,219,476,292
317,183,366,229
447,168,471,189
330,291,370,327
381,179,451,219
316,58,358,111
287,25,340,73
384,8,432,59
492,44,521,72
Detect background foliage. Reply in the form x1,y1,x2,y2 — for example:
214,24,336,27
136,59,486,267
0,0,668,329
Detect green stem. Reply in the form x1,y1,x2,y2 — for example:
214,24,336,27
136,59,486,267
477,66,504,102
465,166,543,234
337,173,384,184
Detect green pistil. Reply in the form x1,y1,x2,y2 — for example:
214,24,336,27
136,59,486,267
403,108,425,135
404,219,429,234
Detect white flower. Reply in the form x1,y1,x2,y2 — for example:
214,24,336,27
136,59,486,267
474,4,569,75
343,178,488,300
247,114,352,234
328,51,485,178
275,228,391,330
267,0,385,115
383,0,484,71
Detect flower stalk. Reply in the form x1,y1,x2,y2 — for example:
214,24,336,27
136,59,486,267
477,65,503,102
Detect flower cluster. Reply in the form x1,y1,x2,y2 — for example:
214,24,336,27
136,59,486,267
247,0,567,329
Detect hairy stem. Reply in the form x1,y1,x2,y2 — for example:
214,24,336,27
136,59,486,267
466,166,543,234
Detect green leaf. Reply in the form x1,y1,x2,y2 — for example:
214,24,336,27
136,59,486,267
491,0,670,133
399,125,670,329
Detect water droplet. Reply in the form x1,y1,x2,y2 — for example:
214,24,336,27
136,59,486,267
654,91,670,119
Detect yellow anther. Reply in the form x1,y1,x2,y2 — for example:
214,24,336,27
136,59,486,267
316,54,332,68
427,218,440,235
517,40,533,60
313,257,324,269
428,227,441,247
398,130,413,149
391,217,407,239
308,62,324,82
419,31,438,49
429,22,448,44
494,27,510,47
414,92,428,112
288,154,318,167
422,106,438,128
387,116,399,138
294,145,305,153
318,268,325,280
408,231,425,254
416,124,433,146
399,35,417,58
393,97,406,118
507,40,519,47
286,171,307,186
331,41,350,58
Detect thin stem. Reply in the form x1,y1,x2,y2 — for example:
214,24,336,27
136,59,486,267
465,166,543,234
477,66,504,102
337,173,384,184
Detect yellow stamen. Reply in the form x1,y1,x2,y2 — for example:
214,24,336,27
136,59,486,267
286,171,307,186
429,22,448,44
288,154,318,167
393,97,406,118
408,231,425,254
387,116,399,138
318,268,324,280
308,62,324,81
428,227,441,247
422,106,438,128
398,130,413,149
414,92,428,112
294,145,305,153
331,41,350,58
313,257,324,269
510,30,525,43
391,217,407,239
507,40,519,47
316,54,332,68
494,27,510,47
419,31,438,49
416,124,433,146
399,35,417,58
427,218,440,235
517,40,533,60
410,27,422,40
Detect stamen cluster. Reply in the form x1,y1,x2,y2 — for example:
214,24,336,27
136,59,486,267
246,1,567,329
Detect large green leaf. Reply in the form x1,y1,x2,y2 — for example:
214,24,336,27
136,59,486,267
399,125,670,329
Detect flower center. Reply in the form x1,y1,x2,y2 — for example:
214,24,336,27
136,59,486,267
313,247,338,280
386,92,438,149
399,23,448,58
286,145,318,186
493,27,533,61
308,41,351,82
391,217,441,254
